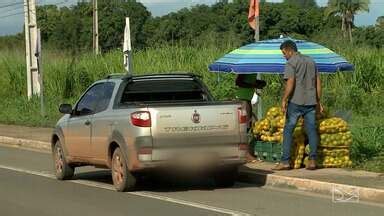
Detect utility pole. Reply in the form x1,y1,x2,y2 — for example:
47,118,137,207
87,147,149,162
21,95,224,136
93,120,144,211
24,0,40,99
35,28,45,117
93,0,99,54
123,17,133,75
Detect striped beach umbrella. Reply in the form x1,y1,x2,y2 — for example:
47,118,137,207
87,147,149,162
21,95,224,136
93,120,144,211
209,37,354,74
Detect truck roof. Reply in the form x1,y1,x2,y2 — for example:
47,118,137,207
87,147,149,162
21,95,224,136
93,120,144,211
103,73,201,82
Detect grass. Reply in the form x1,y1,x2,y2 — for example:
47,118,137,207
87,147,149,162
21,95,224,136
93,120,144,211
0,44,383,172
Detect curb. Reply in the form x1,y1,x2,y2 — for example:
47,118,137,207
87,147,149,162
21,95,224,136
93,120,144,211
0,136,51,152
238,168,384,204
1,135,383,204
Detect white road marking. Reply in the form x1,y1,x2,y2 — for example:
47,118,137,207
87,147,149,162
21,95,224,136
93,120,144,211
0,164,253,216
0,164,55,178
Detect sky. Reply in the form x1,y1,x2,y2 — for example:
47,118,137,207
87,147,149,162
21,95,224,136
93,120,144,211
0,0,383,36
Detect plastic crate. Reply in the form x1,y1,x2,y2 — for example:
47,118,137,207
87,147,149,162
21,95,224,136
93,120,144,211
253,140,282,162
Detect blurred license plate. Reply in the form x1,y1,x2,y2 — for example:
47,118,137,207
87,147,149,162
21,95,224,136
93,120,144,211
176,152,218,167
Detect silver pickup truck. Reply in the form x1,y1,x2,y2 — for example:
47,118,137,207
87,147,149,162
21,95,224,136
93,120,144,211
52,73,247,191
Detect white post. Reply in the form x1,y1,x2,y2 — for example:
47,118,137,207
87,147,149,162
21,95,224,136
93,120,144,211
123,17,133,75
24,0,40,98
35,28,45,117
93,0,99,54
24,0,32,99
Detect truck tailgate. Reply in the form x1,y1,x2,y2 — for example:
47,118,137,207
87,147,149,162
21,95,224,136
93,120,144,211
149,103,243,156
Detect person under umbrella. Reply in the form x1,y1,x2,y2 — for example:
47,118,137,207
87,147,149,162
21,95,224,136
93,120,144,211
235,74,266,162
273,40,324,171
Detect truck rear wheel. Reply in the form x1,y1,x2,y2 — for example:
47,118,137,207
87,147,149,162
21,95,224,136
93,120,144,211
111,147,136,192
214,167,238,188
53,140,74,180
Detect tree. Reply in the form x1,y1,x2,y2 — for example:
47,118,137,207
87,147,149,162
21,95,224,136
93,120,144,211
376,16,384,28
325,0,370,42
36,5,61,42
98,0,150,51
30,0,345,51
50,4,92,52
283,0,317,8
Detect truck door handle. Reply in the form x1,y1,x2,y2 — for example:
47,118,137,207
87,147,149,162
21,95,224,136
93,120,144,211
84,120,91,126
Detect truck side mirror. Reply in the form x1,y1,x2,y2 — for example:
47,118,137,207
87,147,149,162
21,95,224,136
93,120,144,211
59,104,73,114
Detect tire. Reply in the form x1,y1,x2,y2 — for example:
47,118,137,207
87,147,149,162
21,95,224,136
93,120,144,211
53,140,74,180
214,167,238,188
111,147,136,192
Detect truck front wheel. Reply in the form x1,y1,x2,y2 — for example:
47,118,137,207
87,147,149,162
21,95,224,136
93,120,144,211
53,140,74,180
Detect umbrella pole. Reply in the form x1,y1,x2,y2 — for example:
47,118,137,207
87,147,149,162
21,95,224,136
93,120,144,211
217,73,221,84
256,73,262,120
254,16,263,120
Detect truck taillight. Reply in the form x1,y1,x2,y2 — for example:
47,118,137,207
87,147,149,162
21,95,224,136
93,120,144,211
131,111,151,127
238,107,247,124
138,147,152,161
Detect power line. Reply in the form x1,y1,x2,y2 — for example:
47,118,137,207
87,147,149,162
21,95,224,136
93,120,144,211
0,0,73,20
0,11,24,19
0,2,24,9
0,1,38,15
0,4,25,14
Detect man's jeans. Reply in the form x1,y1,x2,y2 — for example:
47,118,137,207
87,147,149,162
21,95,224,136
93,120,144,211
281,102,318,164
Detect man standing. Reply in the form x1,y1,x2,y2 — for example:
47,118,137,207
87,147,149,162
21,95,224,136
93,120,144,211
235,74,266,162
273,40,323,170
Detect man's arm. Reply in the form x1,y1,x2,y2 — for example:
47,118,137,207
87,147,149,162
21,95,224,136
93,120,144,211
235,74,266,89
281,77,295,113
316,74,321,102
282,61,296,113
316,74,324,113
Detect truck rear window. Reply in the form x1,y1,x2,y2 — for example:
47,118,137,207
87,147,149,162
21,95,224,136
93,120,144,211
120,79,209,103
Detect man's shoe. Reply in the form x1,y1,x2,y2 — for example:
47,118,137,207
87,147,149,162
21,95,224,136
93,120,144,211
306,159,317,170
272,163,291,171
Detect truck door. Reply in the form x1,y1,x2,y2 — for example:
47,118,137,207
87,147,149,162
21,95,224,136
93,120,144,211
66,83,106,159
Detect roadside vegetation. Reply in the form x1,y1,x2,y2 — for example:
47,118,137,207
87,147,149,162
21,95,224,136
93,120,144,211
1,43,383,172
0,0,383,172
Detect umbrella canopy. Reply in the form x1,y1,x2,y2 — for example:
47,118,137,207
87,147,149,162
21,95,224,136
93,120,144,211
209,37,354,74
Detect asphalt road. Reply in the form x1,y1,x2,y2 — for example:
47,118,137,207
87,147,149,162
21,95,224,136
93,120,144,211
0,145,383,216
